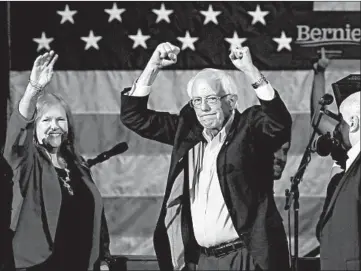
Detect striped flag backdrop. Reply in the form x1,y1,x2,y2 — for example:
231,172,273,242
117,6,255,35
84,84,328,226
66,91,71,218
8,1,360,256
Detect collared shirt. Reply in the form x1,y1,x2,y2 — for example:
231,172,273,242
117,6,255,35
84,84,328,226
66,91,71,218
189,111,240,247
345,140,360,172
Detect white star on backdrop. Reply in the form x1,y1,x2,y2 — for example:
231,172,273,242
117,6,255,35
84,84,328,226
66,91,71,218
177,31,199,51
247,5,269,25
80,31,102,50
225,31,247,50
273,31,292,52
128,29,151,49
57,4,78,24
104,3,126,22
200,5,222,25
33,32,54,52
152,3,173,23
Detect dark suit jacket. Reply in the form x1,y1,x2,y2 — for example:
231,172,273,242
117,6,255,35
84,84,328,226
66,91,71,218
316,171,344,242
3,107,104,270
0,154,14,271
318,153,361,270
120,88,292,271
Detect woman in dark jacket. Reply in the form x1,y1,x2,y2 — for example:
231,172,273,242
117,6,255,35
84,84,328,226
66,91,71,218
3,51,104,271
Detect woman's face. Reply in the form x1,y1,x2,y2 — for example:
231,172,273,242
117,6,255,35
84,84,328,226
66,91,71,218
36,104,69,150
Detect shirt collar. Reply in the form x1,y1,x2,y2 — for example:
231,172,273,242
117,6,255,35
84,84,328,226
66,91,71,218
346,140,360,171
202,110,235,143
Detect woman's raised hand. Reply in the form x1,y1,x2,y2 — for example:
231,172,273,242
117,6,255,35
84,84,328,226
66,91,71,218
30,50,58,89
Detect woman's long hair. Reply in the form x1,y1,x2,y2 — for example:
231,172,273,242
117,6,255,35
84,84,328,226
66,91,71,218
34,92,87,169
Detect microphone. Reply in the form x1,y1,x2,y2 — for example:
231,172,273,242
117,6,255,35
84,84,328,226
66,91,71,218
319,94,334,106
87,142,128,168
312,133,348,168
312,132,335,156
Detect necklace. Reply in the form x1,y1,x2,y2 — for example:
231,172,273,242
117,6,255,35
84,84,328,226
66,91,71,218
57,168,74,196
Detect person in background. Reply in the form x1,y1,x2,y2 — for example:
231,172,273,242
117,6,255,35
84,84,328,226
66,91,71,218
120,42,292,271
267,138,291,271
311,47,334,135
310,49,351,242
3,51,105,271
310,48,347,169
272,141,291,181
317,91,360,270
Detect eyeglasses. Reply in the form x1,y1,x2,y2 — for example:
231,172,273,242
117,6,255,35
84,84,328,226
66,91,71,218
189,94,230,109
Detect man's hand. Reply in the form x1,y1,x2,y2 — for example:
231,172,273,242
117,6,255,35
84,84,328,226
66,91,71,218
135,42,180,88
229,45,266,86
229,46,256,74
147,42,180,69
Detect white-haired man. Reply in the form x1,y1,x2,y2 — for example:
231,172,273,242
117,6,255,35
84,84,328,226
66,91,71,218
120,42,292,271
317,91,360,270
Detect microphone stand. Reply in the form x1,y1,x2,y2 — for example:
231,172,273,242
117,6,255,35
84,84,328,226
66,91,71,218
284,104,326,271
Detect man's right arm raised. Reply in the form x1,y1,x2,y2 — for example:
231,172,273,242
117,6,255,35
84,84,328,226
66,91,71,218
120,42,181,145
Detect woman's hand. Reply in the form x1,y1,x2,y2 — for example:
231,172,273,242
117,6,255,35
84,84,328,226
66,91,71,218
30,50,58,89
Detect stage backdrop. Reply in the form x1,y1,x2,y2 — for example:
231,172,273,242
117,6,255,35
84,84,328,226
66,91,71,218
8,1,360,257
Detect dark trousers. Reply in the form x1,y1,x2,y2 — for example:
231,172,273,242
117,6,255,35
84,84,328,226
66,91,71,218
15,258,66,271
14,258,99,271
197,247,262,271
0,229,15,271
14,257,91,271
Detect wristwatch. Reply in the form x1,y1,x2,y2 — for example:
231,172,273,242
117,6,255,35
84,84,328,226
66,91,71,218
251,73,269,89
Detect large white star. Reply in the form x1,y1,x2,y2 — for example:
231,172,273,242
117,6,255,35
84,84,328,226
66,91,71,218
33,32,54,52
273,31,293,52
225,31,247,50
128,29,151,49
104,3,126,22
57,4,77,24
152,3,173,23
200,5,222,25
177,31,199,51
80,31,102,50
247,5,269,25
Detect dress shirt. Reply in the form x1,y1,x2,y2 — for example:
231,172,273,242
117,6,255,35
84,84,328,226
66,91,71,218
189,111,239,247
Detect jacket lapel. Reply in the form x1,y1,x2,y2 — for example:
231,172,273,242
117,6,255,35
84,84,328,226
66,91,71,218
167,108,241,199
78,164,103,267
217,111,241,197
41,160,62,242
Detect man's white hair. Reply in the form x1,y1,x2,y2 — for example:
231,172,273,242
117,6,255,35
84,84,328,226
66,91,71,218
340,91,360,126
186,68,238,98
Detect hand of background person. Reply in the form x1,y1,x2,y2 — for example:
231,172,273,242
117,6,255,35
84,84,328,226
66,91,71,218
146,42,180,69
29,50,58,89
314,47,330,72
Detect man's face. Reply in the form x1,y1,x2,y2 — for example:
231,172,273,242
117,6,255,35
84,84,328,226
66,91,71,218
191,77,234,131
333,115,352,152
273,141,290,180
